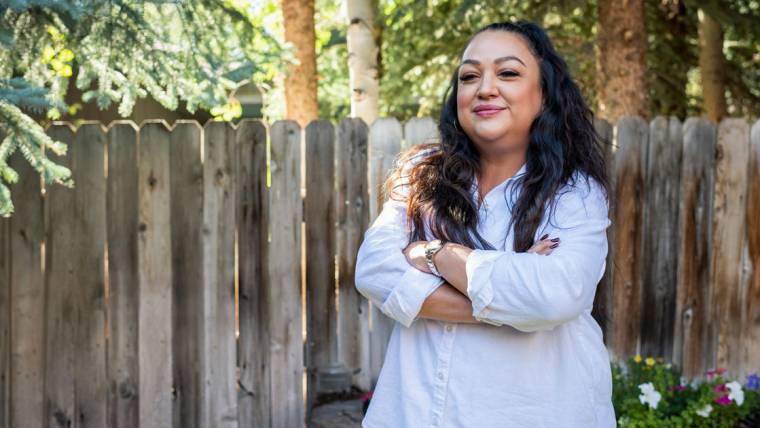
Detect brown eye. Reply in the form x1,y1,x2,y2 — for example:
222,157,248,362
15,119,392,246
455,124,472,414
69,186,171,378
499,71,519,77
459,74,476,81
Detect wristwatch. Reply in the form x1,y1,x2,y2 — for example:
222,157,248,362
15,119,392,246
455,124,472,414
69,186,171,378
424,239,446,276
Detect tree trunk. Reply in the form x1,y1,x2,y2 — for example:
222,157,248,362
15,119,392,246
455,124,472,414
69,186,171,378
345,0,380,127
698,9,728,123
281,0,319,127
596,0,649,121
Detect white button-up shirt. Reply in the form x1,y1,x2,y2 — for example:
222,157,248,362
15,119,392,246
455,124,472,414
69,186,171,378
354,149,616,427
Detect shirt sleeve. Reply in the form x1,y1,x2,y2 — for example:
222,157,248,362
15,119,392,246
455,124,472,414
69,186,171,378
354,149,445,328
465,175,611,332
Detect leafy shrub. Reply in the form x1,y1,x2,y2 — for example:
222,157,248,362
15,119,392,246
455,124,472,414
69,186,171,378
612,355,760,427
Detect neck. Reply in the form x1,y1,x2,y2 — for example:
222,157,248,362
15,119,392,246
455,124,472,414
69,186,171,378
477,149,526,185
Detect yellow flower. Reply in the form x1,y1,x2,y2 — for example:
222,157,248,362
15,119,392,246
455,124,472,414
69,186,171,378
645,357,655,366
633,354,642,363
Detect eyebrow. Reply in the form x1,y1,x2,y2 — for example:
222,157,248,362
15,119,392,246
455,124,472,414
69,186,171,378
460,55,526,67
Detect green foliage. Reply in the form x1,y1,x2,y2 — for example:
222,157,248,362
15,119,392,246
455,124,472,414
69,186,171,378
613,355,760,427
0,0,287,217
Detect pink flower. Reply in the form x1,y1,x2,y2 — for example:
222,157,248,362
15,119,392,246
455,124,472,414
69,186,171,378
714,384,727,394
706,367,727,380
671,384,686,392
714,395,732,406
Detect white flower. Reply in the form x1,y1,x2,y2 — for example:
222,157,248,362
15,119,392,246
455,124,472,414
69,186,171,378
727,381,744,406
696,404,712,418
638,382,662,410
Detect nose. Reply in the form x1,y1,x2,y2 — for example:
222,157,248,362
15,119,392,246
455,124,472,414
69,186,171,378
476,72,498,99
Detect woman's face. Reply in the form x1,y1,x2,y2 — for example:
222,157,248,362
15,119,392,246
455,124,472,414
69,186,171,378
456,30,543,156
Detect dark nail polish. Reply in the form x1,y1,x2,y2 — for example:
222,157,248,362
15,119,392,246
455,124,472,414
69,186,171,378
550,237,560,242
550,243,559,248
540,234,549,240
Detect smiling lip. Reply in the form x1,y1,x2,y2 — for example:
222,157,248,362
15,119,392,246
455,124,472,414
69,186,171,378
473,105,506,116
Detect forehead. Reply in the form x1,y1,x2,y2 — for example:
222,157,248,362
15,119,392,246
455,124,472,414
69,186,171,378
460,31,535,67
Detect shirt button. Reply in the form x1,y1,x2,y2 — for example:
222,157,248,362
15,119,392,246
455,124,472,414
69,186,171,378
438,372,444,380
446,324,453,332
432,416,439,426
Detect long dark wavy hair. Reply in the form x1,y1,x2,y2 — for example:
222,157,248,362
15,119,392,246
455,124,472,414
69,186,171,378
384,20,611,252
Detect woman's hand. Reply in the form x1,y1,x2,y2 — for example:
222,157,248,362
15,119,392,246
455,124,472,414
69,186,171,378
403,241,432,273
528,233,561,255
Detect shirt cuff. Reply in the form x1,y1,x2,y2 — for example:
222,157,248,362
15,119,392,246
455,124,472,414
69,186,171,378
465,249,504,326
380,267,445,328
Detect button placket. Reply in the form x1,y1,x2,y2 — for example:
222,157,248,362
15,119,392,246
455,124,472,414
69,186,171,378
430,324,456,426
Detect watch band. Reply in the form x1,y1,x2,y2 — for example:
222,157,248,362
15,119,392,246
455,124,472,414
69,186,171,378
424,239,446,276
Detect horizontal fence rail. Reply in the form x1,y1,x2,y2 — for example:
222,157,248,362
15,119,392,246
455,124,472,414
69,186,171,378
0,116,758,427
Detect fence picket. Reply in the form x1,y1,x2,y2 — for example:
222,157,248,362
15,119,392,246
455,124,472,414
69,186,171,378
235,119,270,427
268,120,304,428
7,123,45,426
106,121,140,427
138,121,174,428
640,117,683,361
304,120,338,416
711,118,751,378
673,118,716,378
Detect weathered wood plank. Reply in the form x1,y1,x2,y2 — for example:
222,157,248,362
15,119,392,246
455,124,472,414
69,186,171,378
744,119,760,378
168,121,204,428
73,123,108,428
0,163,9,428
608,116,648,360
8,129,45,426
710,118,750,377
336,118,370,391
236,119,269,428
200,121,238,428
673,118,716,378
43,123,77,428
403,117,437,147
106,121,140,428
138,121,174,428
304,120,338,416
592,118,614,341
268,120,304,428
367,118,402,386
640,117,683,361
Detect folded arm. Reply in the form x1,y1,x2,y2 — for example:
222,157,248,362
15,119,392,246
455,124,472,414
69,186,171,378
433,176,611,332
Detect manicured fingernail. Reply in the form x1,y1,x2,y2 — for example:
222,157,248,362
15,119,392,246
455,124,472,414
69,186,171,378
550,243,559,248
540,234,549,240
550,237,560,242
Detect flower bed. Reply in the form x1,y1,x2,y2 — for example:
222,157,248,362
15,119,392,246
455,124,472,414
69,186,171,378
613,355,759,427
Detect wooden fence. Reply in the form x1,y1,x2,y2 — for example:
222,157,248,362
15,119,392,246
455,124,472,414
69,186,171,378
0,116,758,427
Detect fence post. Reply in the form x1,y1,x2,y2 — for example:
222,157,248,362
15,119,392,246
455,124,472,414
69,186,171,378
673,117,716,378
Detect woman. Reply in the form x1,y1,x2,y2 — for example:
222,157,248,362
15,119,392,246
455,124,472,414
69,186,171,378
354,20,614,427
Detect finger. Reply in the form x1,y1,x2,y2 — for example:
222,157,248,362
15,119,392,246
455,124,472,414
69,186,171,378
529,238,560,254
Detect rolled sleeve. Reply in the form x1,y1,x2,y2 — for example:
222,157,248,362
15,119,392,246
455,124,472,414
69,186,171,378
464,175,611,332
355,148,445,328
381,268,446,328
